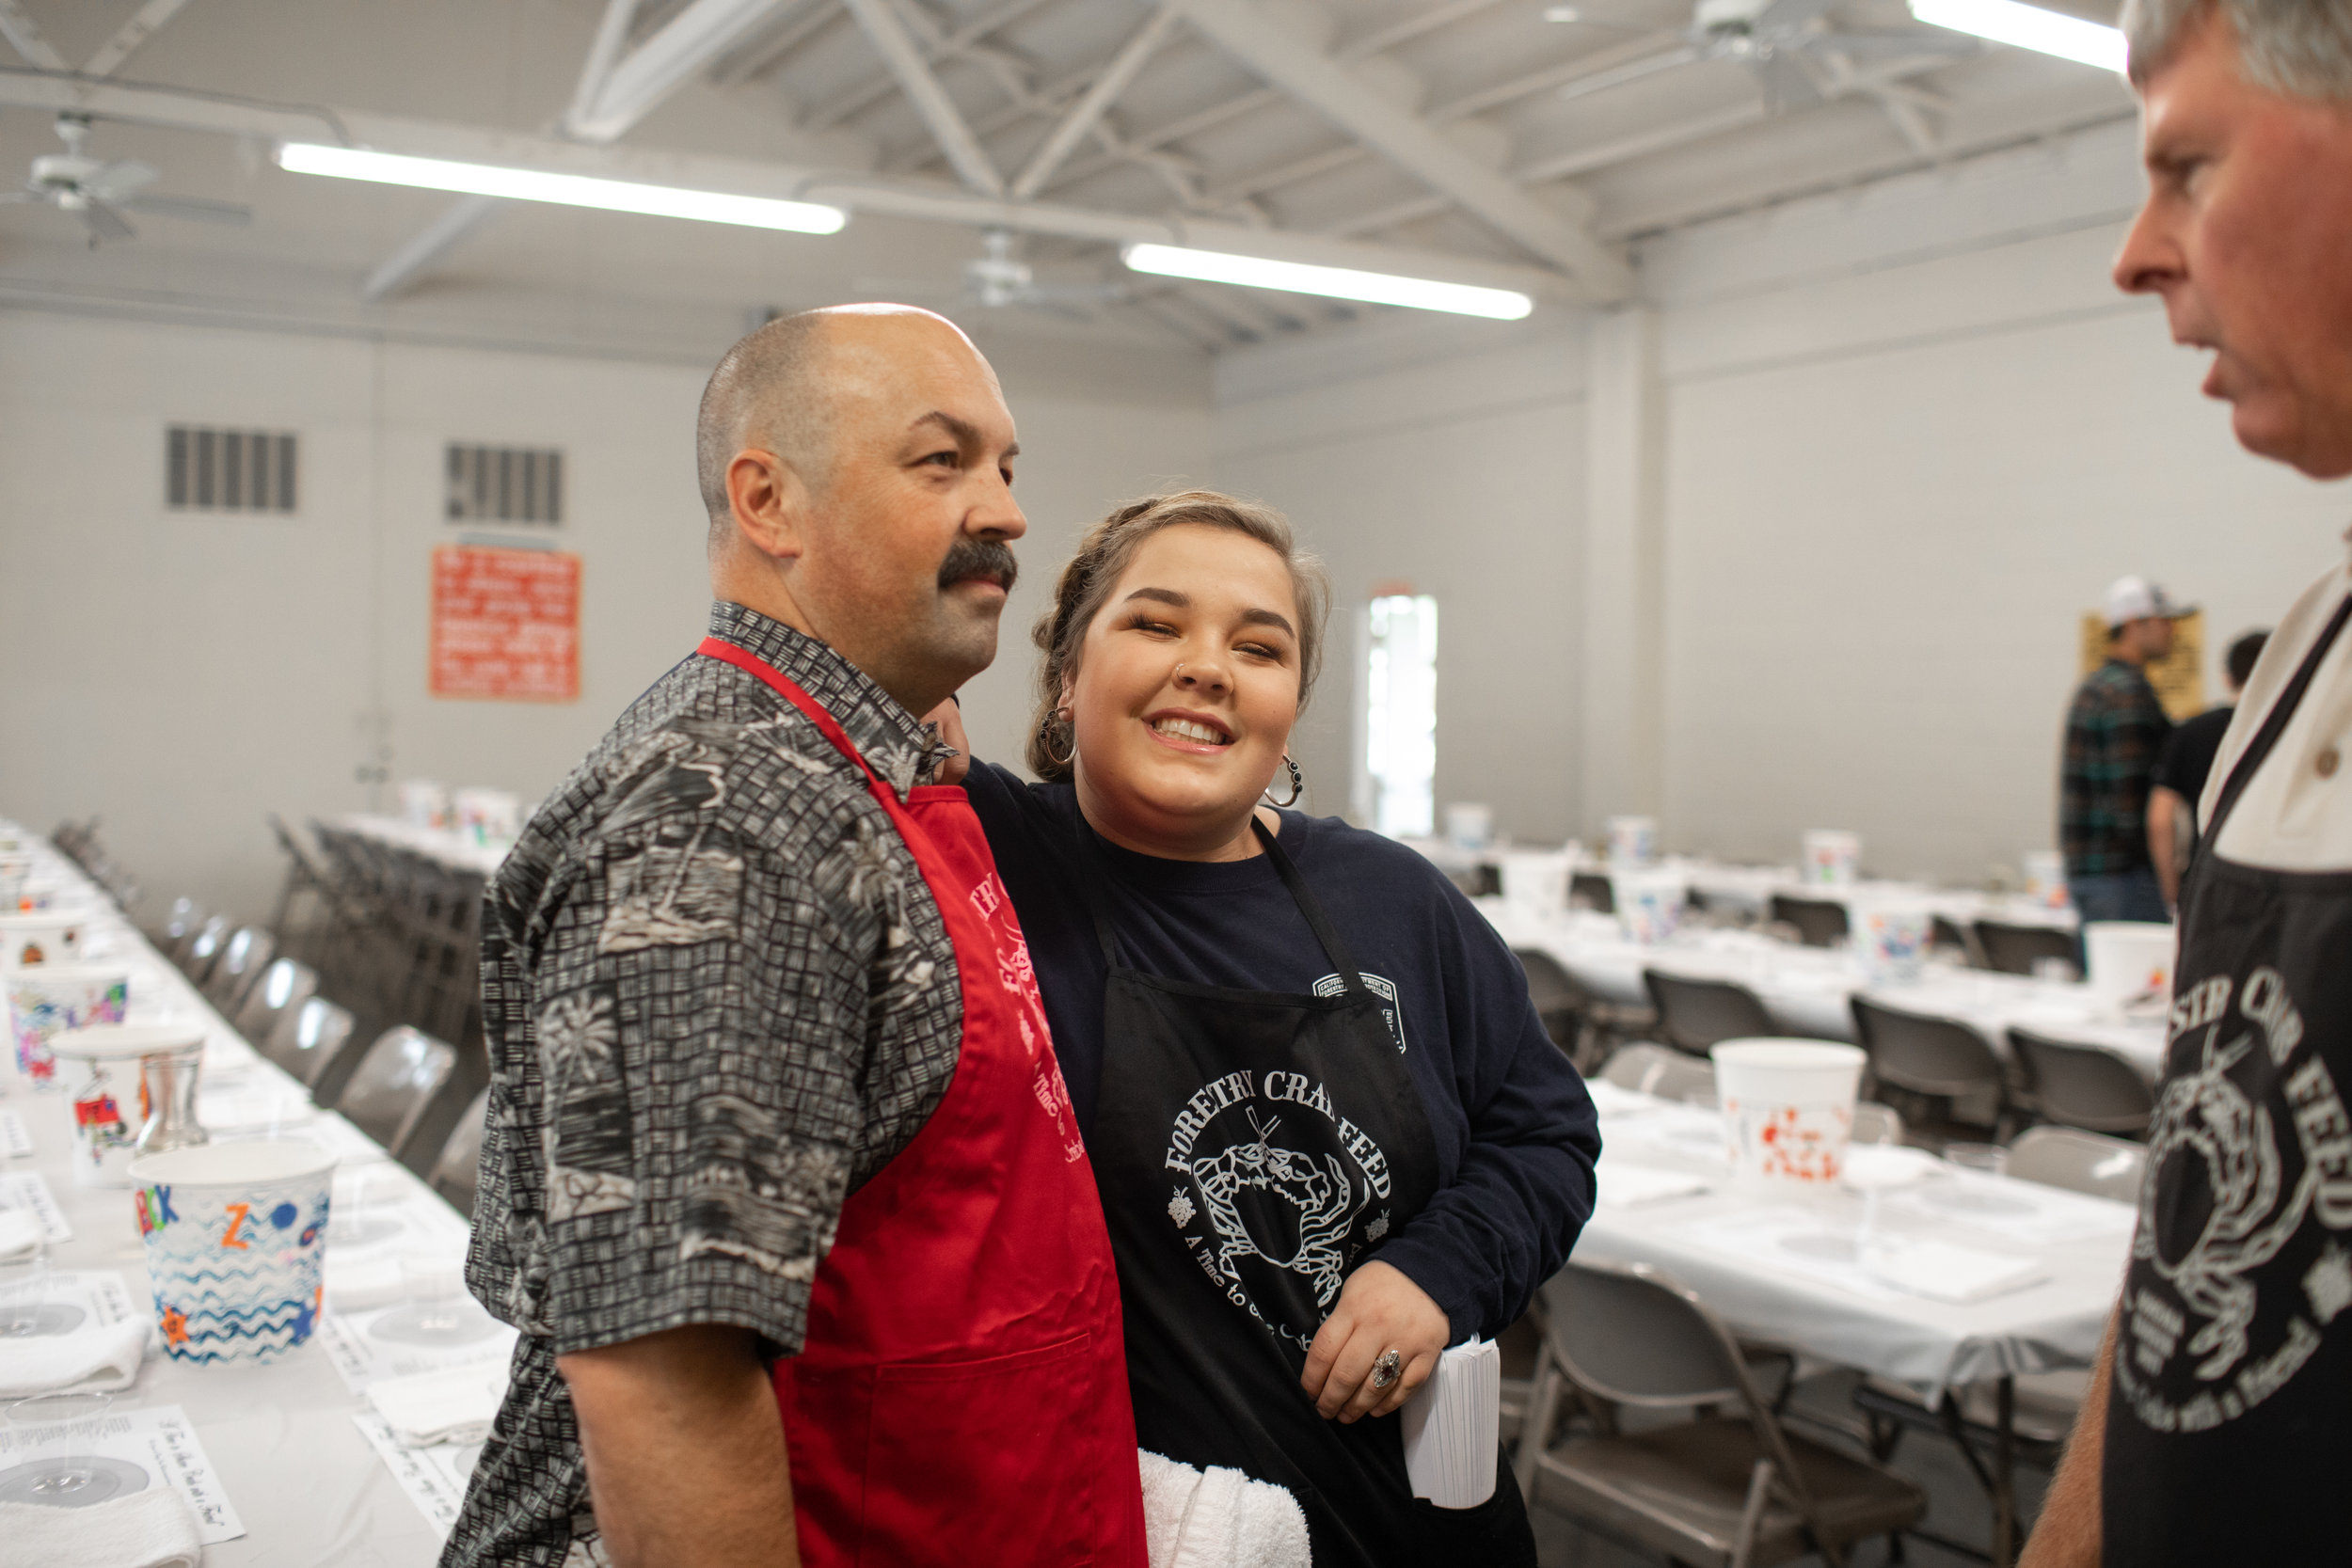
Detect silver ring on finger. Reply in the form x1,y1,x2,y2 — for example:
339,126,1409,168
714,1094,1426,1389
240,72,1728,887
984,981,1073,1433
1370,1348,1402,1391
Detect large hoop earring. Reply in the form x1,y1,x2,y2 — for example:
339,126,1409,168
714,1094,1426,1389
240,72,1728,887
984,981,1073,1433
1263,754,1304,809
1040,712,1076,768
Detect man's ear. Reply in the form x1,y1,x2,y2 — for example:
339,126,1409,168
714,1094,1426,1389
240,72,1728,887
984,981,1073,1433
725,449,812,562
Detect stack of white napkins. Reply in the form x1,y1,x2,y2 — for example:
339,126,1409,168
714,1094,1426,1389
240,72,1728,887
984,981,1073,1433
0,1318,147,1399
0,1207,42,1259
1136,1450,1309,1568
1865,1240,2045,1304
1401,1338,1502,1509
366,1362,510,1447
1597,1163,1711,1208
0,1487,200,1568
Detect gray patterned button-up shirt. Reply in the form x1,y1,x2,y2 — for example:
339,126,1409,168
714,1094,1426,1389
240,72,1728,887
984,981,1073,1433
442,601,962,1568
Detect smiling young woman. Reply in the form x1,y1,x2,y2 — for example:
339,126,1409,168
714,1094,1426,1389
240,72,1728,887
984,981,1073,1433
948,491,1600,1568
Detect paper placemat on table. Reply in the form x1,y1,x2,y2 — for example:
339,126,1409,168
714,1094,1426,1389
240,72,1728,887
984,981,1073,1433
1863,1239,2047,1304
1584,1081,1668,1117
321,1297,518,1394
1669,1208,1908,1303
1596,1163,1712,1209
1888,1172,2138,1245
0,1402,245,1544
0,1170,72,1244
353,1412,485,1533
366,1362,510,1447
0,1109,30,1160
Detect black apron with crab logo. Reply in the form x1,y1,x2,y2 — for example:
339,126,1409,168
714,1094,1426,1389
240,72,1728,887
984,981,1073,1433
2103,593,2352,1565
1077,816,1534,1566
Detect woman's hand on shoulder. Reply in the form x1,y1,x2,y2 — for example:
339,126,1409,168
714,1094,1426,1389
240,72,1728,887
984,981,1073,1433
920,698,971,785
1299,1259,1450,1424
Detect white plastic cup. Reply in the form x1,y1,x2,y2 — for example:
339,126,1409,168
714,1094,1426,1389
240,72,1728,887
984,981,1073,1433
1710,1038,1867,1188
1612,870,1687,945
5,963,130,1088
1607,816,1658,868
1851,898,1935,987
1443,803,1495,852
0,912,85,971
50,1022,205,1186
1801,831,1862,887
2083,922,2175,1005
128,1138,337,1365
2022,850,2069,910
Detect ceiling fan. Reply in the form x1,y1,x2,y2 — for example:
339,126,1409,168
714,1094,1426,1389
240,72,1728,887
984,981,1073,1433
858,229,1128,318
0,114,252,245
1559,0,1978,110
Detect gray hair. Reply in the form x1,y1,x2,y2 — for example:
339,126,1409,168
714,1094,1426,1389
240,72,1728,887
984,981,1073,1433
2122,0,2352,98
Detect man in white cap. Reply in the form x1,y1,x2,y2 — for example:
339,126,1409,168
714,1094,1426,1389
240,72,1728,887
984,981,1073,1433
2023,2,2352,1563
2055,573,2183,925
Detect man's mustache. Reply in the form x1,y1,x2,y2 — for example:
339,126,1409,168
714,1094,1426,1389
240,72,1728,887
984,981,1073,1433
939,538,1019,594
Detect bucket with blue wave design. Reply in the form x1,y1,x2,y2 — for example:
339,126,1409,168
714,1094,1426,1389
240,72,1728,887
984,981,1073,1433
126,1138,336,1365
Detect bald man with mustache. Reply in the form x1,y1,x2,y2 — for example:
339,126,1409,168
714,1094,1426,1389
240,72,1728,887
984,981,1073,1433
443,306,1147,1568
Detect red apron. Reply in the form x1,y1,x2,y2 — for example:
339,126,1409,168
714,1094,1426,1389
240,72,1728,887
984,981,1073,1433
696,638,1145,1568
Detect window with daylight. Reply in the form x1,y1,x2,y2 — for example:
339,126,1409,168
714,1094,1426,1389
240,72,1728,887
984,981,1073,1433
1363,594,1438,838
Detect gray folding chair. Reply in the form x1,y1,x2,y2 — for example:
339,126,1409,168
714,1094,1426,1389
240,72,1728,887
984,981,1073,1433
2007,1125,2147,1203
143,896,205,962
263,996,359,1094
1518,1260,1925,1567
230,958,317,1049
334,1025,459,1163
429,1086,492,1218
1570,872,1616,914
1974,920,2079,979
202,926,276,1012
1601,1042,1717,1105
2010,1028,2154,1137
179,914,230,985
1644,969,1775,1058
1769,895,1851,948
1849,996,2020,1147
1512,947,1588,1063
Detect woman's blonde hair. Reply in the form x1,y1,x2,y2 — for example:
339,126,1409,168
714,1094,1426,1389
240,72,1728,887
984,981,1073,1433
1026,490,1330,782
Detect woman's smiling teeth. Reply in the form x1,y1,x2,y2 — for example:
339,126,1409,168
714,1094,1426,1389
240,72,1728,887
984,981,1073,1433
1152,717,1230,745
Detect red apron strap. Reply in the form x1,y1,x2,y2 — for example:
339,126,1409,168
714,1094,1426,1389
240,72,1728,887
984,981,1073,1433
697,636,890,797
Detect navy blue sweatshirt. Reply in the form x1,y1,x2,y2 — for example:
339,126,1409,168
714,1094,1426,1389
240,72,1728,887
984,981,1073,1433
962,762,1600,1342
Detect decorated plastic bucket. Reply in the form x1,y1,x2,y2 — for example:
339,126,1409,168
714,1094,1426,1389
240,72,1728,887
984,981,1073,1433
1851,897,1935,986
1607,816,1658,868
1612,869,1687,946
2084,922,2175,1006
0,911,85,971
5,963,130,1086
52,1022,205,1186
1800,830,1861,886
2021,849,2069,909
1711,1038,1867,1188
127,1138,336,1365
1443,802,1494,851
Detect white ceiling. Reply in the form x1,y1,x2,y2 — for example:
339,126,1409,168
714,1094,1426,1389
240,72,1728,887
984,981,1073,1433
0,0,2137,357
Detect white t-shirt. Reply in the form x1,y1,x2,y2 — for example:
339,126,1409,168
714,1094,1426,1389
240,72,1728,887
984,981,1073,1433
2204,535,2352,871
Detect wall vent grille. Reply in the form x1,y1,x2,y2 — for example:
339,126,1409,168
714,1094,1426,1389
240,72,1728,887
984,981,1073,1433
447,444,564,525
167,426,298,514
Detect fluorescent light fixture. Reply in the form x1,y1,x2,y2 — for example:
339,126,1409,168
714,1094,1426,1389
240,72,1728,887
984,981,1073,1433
275,143,846,234
1910,0,2127,71
1120,243,1533,321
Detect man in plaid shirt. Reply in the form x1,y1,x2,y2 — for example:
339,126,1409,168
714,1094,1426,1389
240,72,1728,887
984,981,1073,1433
2059,574,2184,923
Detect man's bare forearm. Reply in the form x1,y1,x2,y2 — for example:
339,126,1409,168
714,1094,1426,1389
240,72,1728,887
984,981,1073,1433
561,1323,801,1568
2020,1311,2115,1568
2148,789,2185,906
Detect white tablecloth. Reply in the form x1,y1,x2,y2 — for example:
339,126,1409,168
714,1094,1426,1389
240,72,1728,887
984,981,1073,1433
1481,902,2166,1081
6,829,467,1565
1579,1083,2131,1393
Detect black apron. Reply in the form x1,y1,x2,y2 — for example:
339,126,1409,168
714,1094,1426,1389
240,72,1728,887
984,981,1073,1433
2104,592,2352,1565
1076,817,1535,1567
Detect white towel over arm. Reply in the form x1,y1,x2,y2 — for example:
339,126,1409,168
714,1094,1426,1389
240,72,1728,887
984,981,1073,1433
1136,1449,1311,1568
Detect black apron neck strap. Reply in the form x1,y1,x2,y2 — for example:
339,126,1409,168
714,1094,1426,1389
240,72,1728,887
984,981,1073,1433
2205,592,2352,846
1068,810,1373,996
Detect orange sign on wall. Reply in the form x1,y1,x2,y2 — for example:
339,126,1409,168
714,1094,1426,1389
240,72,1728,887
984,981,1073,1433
430,545,580,702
